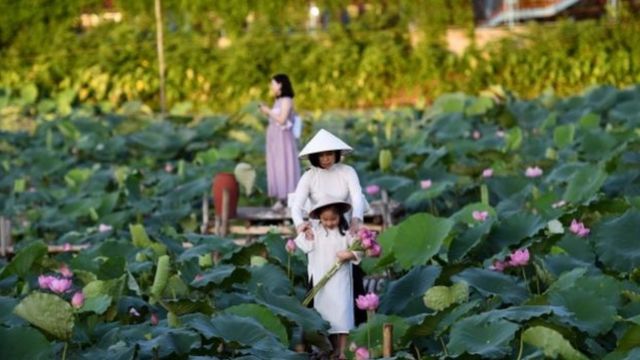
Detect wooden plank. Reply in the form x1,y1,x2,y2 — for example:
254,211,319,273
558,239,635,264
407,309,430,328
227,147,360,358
235,200,400,222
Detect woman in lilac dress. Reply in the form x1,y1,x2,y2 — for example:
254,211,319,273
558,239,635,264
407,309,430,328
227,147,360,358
259,74,301,211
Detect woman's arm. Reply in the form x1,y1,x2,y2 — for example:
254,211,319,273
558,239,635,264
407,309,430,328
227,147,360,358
291,170,311,228
344,166,365,223
264,98,292,126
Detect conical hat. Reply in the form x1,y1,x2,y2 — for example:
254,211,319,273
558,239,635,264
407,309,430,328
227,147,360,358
299,129,353,158
308,196,352,219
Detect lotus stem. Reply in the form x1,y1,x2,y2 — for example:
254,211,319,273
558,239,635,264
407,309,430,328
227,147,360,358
516,333,524,360
62,342,68,360
302,260,343,306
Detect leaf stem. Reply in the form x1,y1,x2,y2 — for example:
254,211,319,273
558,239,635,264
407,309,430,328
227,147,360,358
439,336,448,357
516,333,524,360
62,342,68,360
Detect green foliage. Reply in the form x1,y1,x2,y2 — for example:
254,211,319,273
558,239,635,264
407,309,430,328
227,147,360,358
14,292,75,340
522,326,588,360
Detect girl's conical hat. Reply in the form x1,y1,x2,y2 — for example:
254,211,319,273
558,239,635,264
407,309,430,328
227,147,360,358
298,129,353,158
308,196,352,219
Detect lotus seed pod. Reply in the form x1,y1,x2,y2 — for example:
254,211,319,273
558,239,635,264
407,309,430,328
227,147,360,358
379,149,392,172
199,253,213,268
167,311,181,327
150,255,170,304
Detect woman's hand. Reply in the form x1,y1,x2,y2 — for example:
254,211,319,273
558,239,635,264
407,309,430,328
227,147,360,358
336,250,354,263
349,218,363,236
297,222,314,240
259,104,270,116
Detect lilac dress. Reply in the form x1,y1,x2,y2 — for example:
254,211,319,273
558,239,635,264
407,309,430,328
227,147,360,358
266,97,301,201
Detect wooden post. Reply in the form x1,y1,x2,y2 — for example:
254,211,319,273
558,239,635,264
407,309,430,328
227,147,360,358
0,217,6,257
381,189,393,228
221,188,229,237
200,193,209,234
154,0,167,118
383,323,393,357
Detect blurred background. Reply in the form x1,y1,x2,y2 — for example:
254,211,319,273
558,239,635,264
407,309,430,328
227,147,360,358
0,0,639,121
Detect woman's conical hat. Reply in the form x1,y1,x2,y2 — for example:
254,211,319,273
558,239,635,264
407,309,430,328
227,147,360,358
299,129,353,158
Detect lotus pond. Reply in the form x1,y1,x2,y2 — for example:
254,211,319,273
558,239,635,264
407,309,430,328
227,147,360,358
1,85,640,359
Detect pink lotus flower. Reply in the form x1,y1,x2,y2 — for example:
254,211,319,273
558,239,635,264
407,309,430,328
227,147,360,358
194,274,204,282
525,166,543,178
496,130,505,138
356,293,380,311
62,243,72,252
357,228,377,250
150,313,159,326
164,163,174,173
59,264,73,278
355,347,370,360
366,243,382,258
38,275,55,290
569,219,590,237
420,179,432,189
285,239,297,254
365,185,380,195
508,248,530,267
129,307,141,317
490,260,508,272
49,278,72,294
472,211,489,222
98,224,112,233
472,130,481,140
71,291,84,308
482,168,493,178
552,200,566,209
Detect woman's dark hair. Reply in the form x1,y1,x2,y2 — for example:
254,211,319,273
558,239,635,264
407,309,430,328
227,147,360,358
272,73,295,98
308,151,342,168
318,205,350,236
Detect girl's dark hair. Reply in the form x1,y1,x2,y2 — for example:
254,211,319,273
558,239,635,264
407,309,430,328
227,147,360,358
308,151,342,168
318,205,350,236
272,73,295,98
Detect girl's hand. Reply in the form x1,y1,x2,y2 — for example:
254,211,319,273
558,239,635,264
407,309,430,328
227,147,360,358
349,218,362,236
336,250,354,263
297,222,314,240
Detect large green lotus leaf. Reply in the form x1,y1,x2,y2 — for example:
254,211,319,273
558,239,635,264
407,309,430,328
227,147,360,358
368,175,413,192
579,131,618,161
486,177,530,200
378,265,441,316
246,263,292,295
372,225,398,270
609,100,640,125
393,213,454,269
522,326,588,360
0,240,47,279
592,210,640,273
546,162,588,183
14,292,75,340
453,268,529,305
465,96,494,116
137,328,202,358
184,313,303,359
563,164,607,204
483,305,569,322
191,265,248,288
450,202,496,224
486,212,545,253
447,315,519,358
224,303,289,345
0,326,52,360
423,282,469,312
603,349,640,360
404,181,454,209
349,314,409,352
553,124,575,148
78,294,111,315
449,219,495,262
618,325,640,351
75,342,136,360
548,275,621,335
254,286,328,333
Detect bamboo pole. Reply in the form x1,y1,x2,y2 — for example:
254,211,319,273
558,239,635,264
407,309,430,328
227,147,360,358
154,0,167,118
201,193,209,234
383,323,393,357
221,189,229,237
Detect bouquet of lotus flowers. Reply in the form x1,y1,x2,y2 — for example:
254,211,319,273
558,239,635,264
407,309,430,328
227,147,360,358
302,228,381,306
